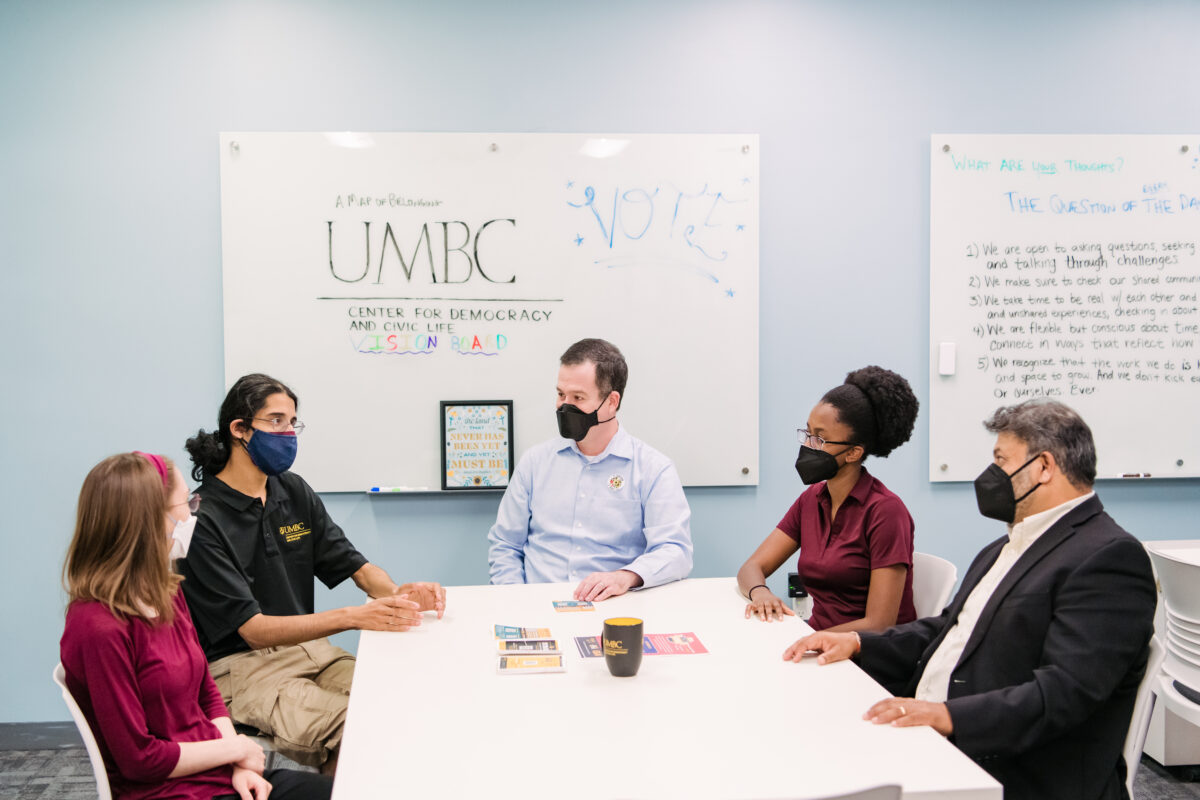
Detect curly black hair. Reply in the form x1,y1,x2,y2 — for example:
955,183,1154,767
821,366,919,458
184,373,299,482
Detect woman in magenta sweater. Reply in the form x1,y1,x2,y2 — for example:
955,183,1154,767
61,452,331,800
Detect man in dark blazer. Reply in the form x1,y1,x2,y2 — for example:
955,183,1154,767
786,399,1156,800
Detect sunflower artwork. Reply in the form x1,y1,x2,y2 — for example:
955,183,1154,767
440,400,514,491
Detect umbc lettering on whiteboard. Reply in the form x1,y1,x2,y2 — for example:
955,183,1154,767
327,219,517,284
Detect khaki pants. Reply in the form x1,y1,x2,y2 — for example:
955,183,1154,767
208,639,355,767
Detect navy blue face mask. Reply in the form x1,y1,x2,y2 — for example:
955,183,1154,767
243,430,298,476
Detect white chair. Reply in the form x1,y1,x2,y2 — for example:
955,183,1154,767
1147,544,1200,701
911,552,957,618
1146,544,1200,620
1123,636,1165,798
52,663,113,800
1157,672,1200,729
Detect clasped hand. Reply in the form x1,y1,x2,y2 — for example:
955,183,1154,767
358,594,422,631
231,763,272,799
395,581,446,618
234,733,266,772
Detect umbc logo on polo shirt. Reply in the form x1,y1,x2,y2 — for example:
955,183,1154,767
278,522,312,544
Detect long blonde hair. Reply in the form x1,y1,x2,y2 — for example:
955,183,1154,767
64,453,183,624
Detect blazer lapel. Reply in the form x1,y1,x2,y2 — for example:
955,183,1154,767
948,537,1006,620
912,536,1007,669
953,495,1104,667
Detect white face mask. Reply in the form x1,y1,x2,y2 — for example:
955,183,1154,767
168,514,197,560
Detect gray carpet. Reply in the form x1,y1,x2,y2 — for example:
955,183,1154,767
1,746,1198,799
0,747,312,799
1,750,95,800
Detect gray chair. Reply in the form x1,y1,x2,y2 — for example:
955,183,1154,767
1123,636,1165,798
233,723,281,771
53,663,112,800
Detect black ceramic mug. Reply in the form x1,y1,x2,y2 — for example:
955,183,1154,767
602,617,644,677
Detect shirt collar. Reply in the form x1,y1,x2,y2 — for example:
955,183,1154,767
559,424,631,462
201,474,279,512
1007,490,1095,550
818,466,874,504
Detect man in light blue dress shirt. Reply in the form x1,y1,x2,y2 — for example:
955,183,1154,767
487,338,693,600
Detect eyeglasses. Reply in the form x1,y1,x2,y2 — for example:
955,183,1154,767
797,428,855,449
253,417,306,435
170,493,201,514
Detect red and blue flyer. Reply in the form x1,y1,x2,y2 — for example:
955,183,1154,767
574,632,708,657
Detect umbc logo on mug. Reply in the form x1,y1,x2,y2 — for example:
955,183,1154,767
603,638,628,656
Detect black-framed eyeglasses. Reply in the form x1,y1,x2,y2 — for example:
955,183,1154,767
797,428,855,449
253,417,306,435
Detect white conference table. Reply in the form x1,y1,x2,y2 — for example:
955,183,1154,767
333,577,1000,800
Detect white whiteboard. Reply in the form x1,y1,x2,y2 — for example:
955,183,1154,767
930,134,1200,482
219,133,759,492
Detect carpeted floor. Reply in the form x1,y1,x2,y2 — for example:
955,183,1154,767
1,746,1198,799
0,747,312,799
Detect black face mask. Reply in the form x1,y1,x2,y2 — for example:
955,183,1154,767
556,399,614,442
794,444,851,485
973,453,1043,523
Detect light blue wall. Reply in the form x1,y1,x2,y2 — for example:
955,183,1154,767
3,0,1198,723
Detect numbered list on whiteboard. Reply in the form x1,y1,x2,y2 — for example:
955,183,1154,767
930,135,1200,481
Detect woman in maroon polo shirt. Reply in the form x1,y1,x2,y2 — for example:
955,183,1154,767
737,366,920,633
60,452,331,800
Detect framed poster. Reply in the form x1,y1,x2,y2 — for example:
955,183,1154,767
440,401,514,491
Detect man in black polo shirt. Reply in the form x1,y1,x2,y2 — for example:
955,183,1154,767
181,374,445,772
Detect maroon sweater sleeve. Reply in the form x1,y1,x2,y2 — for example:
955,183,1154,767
61,604,182,783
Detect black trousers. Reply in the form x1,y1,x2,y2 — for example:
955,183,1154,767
213,768,333,800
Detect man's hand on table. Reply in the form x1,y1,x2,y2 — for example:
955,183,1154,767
782,630,860,665
864,697,953,736
783,632,953,736
395,581,446,618
353,595,423,631
573,569,643,601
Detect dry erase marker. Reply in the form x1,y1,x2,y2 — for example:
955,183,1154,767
367,486,435,493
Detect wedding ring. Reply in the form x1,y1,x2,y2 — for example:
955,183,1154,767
899,705,907,716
